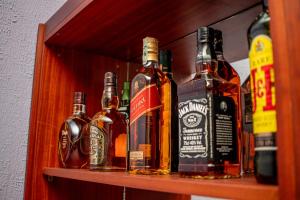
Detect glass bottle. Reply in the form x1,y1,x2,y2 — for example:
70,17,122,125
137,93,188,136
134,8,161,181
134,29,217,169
129,37,165,175
178,27,240,178
118,81,130,170
241,76,255,175
58,92,90,169
89,72,127,171
214,29,242,176
247,0,277,184
159,50,179,173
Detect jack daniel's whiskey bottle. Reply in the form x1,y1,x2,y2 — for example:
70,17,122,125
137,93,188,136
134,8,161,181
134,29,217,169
58,92,90,168
247,0,277,184
129,37,165,175
178,27,240,178
89,72,127,171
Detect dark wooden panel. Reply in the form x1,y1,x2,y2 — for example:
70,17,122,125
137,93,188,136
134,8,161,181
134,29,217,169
43,168,278,200
160,5,261,85
269,0,300,199
45,0,259,60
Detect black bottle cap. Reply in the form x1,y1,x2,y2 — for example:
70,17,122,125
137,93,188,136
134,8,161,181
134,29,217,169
197,27,215,43
159,50,172,73
73,92,86,104
104,72,117,87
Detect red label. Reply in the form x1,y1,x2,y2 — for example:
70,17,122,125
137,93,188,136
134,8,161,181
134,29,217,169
130,84,161,124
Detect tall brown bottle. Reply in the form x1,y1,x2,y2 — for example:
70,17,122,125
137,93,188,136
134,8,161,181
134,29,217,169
159,50,179,173
214,30,242,176
247,0,277,184
129,37,165,175
178,27,240,178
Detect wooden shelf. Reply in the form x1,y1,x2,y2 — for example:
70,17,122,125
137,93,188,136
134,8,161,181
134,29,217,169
43,167,278,200
45,0,260,61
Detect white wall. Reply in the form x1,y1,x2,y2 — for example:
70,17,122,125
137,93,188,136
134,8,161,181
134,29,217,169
0,0,65,199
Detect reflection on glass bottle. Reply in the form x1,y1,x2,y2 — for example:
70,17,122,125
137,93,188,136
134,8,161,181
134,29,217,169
58,92,90,169
178,27,240,178
89,72,127,171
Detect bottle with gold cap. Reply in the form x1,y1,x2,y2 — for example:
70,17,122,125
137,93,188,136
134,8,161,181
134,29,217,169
89,72,127,171
129,37,166,174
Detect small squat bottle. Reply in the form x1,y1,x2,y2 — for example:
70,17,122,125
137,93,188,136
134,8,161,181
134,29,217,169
58,92,90,169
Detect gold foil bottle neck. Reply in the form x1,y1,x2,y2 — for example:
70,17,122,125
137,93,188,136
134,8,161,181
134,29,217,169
143,37,158,65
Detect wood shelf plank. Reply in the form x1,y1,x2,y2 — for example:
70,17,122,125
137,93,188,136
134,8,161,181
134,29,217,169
43,167,278,200
45,0,260,61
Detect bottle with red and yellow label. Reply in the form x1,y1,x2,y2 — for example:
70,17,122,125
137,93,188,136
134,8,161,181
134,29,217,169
129,37,166,175
247,0,277,184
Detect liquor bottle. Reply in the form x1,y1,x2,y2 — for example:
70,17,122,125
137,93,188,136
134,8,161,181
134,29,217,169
129,37,165,175
89,72,127,171
118,80,130,170
178,27,240,178
241,76,255,175
159,50,179,173
58,92,90,169
214,29,242,176
247,0,277,184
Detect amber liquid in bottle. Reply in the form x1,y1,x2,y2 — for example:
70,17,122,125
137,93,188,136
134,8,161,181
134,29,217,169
129,37,165,175
214,29,241,177
241,76,255,175
89,72,127,171
178,27,240,178
159,50,179,173
58,92,90,169
247,0,277,184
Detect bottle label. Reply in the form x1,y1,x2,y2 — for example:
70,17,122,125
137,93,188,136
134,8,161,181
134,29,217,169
249,35,277,134
130,84,161,124
178,98,209,159
90,125,105,165
213,96,237,162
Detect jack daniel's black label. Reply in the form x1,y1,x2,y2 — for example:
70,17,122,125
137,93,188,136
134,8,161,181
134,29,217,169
178,98,208,158
178,79,237,172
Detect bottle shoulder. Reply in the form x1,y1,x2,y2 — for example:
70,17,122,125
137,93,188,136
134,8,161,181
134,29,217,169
247,11,270,43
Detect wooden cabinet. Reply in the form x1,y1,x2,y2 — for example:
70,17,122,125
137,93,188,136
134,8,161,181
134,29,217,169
24,0,300,199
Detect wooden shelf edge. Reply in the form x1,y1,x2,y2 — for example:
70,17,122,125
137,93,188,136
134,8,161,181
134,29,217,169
43,167,278,200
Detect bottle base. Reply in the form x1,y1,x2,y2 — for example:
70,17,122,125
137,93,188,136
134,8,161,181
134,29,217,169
89,165,126,172
129,168,170,175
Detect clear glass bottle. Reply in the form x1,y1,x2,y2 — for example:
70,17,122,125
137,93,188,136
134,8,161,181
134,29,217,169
89,72,127,171
129,37,165,175
178,27,240,178
159,50,179,173
58,92,90,169
247,0,277,184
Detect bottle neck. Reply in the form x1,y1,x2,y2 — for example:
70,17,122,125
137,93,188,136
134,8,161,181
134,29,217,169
144,59,159,68
195,41,217,76
262,0,269,12
121,85,130,107
215,44,225,61
73,104,86,116
101,86,119,110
